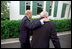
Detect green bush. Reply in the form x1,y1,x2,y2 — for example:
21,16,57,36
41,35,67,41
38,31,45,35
51,19,71,32
1,1,10,21
1,19,71,39
1,20,21,39
1,16,9,20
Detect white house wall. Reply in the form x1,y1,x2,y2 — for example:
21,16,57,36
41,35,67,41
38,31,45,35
10,1,24,20
56,1,63,19
56,1,71,20
69,7,71,19
10,1,71,20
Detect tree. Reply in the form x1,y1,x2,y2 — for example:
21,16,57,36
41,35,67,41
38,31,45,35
1,1,10,20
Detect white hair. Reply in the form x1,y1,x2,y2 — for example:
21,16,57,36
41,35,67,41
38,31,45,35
40,11,48,17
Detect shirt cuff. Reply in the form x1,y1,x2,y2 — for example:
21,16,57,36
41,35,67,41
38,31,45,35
40,19,44,25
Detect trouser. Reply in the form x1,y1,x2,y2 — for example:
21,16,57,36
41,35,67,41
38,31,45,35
20,42,31,48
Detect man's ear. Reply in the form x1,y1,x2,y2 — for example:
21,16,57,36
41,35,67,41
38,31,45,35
45,16,47,18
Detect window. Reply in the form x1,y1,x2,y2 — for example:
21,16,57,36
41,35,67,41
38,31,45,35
37,1,44,14
25,1,30,10
49,1,53,16
46,1,53,16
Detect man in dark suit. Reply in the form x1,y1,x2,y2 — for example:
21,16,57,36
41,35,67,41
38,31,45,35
31,11,61,48
19,10,49,48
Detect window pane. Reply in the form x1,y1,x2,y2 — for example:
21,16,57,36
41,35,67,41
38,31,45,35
49,1,53,16
26,1,30,10
37,1,44,14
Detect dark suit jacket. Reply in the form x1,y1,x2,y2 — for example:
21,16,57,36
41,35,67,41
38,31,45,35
31,17,61,48
19,16,42,48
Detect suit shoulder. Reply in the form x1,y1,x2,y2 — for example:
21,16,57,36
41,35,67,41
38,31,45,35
48,21,55,27
21,16,28,22
50,21,55,24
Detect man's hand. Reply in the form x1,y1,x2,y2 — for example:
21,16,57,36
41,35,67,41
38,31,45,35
41,18,50,22
40,18,50,25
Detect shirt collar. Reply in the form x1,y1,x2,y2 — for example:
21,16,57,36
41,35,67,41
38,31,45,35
26,16,30,20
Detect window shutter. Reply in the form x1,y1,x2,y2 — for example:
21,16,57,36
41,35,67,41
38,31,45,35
20,1,25,15
61,3,66,18
53,1,58,17
32,1,37,15
46,1,50,16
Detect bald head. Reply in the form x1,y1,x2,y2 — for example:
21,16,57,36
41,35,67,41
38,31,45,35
25,10,31,15
25,10,32,19
40,11,48,18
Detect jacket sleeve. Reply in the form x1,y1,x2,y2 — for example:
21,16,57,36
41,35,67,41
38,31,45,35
24,19,42,30
50,22,61,48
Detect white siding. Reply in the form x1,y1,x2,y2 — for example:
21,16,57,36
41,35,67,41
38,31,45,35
10,1,71,20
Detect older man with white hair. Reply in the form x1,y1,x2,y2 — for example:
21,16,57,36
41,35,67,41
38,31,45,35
40,11,48,18
31,11,61,48
19,10,49,48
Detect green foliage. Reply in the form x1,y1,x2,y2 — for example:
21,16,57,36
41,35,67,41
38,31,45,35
1,1,10,20
51,19,71,32
1,19,71,39
1,20,21,39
